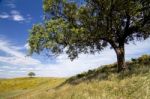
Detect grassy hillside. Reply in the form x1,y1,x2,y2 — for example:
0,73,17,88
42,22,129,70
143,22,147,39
0,54,150,99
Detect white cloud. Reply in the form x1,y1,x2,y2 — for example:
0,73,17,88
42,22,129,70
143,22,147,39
0,10,32,23
0,39,41,66
37,38,150,77
0,0,32,23
0,40,25,57
11,10,25,21
0,70,5,72
6,0,16,8
0,56,41,66
24,43,30,50
12,14,24,21
0,13,9,19
0,37,150,78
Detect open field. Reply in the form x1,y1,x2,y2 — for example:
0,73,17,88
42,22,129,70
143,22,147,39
0,77,65,99
0,55,150,99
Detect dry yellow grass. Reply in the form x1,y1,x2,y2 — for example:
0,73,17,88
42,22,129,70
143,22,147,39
0,55,150,99
0,77,65,99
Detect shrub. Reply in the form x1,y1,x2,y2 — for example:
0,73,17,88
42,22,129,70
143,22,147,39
131,58,137,62
77,73,85,78
137,55,150,64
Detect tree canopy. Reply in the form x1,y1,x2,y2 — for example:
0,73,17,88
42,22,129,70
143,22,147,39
29,0,150,72
28,72,35,77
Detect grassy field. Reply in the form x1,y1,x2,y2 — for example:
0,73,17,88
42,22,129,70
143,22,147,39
0,77,65,99
0,54,150,99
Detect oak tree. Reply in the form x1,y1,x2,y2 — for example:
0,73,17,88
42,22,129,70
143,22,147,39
29,0,150,72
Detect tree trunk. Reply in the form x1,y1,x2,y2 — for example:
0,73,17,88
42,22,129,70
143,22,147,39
115,44,127,72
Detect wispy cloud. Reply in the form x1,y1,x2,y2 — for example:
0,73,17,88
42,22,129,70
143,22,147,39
0,37,150,78
0,10,32,23
5,0,16,8
11,10,25,21
0,38,41,66
0,0,32,23
0,12,9,19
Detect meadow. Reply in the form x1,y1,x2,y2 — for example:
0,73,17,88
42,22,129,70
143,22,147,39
0,54,150,99
0,78,65,99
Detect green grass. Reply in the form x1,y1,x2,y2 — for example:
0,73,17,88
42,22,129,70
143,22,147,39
0,54,150,99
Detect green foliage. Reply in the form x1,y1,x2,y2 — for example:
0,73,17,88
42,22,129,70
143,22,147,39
131,58,137,62
28,72,35,77
29,0,150,71
138,54,150,64
29,0,150,59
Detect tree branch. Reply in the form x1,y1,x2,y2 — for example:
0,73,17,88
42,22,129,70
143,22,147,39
123,11,131,39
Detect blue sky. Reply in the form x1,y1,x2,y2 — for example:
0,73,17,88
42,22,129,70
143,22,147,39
0,0,150,78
